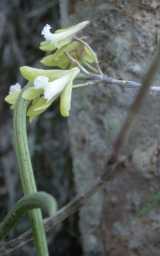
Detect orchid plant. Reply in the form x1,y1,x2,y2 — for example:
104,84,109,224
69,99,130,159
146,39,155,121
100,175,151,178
2,14,160,256
2,20,101,256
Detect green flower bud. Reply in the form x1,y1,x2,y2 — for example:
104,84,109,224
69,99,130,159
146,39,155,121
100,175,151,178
5,83,22,106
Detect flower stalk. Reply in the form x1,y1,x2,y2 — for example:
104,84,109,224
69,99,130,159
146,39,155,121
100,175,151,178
0,192,57,240
13,87,49,256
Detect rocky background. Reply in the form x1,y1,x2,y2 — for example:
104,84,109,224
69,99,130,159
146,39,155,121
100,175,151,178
1,0,160,255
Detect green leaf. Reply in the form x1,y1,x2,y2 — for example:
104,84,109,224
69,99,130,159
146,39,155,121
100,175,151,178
82,44,97,64
55,28,69,33
60,82,72,117
41,41,81,68
39,41,57,52
27,97,52,120
40,40,97,70
40,39,71,52
20,66,69,81
41,52,69,68
22,87,43,100
56,39,72,49
59,67,79,117
5,92,20,105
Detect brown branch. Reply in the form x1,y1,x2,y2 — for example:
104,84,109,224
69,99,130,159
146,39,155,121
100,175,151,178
1,44,160,255
109,43,160,163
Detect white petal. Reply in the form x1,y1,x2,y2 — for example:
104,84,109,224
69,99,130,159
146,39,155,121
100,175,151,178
34,76,49,89
41,24,51,36
44,74,71,101
9,83,21,93
41,24,54,41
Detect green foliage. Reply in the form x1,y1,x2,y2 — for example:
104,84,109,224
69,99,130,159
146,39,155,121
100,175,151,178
41,40,97,69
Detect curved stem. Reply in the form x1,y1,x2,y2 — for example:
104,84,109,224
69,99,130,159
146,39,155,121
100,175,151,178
0,192,57,239
13,90,49,256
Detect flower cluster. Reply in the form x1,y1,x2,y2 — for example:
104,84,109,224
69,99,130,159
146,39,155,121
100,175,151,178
5,21,98,120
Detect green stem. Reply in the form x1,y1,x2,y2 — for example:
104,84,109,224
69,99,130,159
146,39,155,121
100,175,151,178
13,90,49,256
0,192,57,239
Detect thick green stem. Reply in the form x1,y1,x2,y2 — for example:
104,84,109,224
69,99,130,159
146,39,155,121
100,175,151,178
0,192,57,239
13,91,49,256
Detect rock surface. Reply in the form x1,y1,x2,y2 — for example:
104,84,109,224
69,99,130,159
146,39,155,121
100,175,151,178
68,0,160,255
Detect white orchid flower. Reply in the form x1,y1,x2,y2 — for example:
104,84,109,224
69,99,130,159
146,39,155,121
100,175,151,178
41,21,89,43
44,75,71,101
24,67,80,119
33,74,71,101
40,20,90,51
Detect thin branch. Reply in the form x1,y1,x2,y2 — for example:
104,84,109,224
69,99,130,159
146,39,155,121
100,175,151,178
73,80,98,88
109,43,160,162
91,73,141,86
65,52,91,75
75,72,160,94
84,62,99,74
70,51,160,93
0,158,125,256
0,159,121,256
89,73,160,93
74,36,103,74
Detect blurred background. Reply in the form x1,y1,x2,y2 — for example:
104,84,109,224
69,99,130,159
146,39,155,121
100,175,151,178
1,1,160,256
